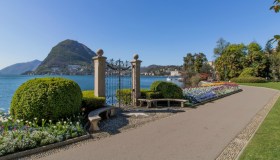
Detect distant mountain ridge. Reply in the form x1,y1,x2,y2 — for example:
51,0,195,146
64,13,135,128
0,60,41,75
35,39,96,75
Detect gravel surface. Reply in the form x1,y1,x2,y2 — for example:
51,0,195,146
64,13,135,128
20,107,187,160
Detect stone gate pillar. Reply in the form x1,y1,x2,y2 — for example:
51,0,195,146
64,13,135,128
131,54,142,106
92,49,107,97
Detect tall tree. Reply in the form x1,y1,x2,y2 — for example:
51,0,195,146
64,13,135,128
194,53,207,73
264,40,273,55
271,52,280,80
245,42,270,78
215,44,246,80
183,53,195,78
213,38,230,57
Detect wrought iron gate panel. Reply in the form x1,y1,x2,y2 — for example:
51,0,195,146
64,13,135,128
105,59,132,107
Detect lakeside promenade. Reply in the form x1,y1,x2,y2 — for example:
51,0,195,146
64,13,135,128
38,86,279,160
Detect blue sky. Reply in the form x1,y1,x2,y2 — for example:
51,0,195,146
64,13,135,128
0,0,279,69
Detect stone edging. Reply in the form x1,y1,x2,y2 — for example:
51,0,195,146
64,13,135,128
190,89,243,108
216,91,280,160
0,134,91,160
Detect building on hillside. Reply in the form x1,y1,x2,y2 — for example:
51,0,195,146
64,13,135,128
141,72,155,76
170,70,181,76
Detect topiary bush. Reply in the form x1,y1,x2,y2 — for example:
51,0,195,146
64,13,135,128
81,90,105,114
150,81,183,99
230,77,267,83
10,77,82,122
150,81,162,91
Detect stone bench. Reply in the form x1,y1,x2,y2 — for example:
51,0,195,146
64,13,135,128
88,106,117,133
138,98,188,108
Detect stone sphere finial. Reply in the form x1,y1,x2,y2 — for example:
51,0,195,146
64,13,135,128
97,49,104,57
133,54,139,60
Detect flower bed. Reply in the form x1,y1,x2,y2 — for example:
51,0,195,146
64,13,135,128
0,112,86,157
183,84,240,104
200,81,238,87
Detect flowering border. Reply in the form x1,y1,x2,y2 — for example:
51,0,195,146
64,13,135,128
189,89,243,108
0,134,91,160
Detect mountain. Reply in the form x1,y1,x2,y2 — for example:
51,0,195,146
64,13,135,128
0,60,41,75
35,39,96,75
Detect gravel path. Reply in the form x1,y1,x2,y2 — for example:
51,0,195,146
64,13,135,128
23,86,279,160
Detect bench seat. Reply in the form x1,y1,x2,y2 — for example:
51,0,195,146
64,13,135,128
88,106,117,133
138,98,188,108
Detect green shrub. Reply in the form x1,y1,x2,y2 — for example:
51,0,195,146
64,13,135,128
116,89,155,105
150,81,183,99
144,91,163,99
230,77,267,83
150,81,162,91
239,67,255,77
10,78,82,122
82,90,105,113
115,89,132,105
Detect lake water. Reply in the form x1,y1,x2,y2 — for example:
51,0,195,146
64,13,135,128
0,75,174,112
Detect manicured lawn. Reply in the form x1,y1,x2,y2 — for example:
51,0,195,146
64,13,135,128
239,82,280,160
239,82,280,90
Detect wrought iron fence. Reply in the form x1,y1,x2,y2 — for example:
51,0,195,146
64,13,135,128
105,59,132,107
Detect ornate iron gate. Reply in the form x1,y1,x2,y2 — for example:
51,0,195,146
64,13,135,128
105,59,132,107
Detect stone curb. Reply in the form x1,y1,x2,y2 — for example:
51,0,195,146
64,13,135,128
215,91,280,160
0,134,91,160
189,89,243,108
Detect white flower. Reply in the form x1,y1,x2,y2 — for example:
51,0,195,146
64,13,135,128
49,120,52,123
34,117,37,120
16,119,20,123
64,121,66,124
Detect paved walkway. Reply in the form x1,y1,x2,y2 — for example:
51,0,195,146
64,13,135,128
39,86,279,160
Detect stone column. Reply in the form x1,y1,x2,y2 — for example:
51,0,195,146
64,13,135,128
92,49,107,97
131,54,142,106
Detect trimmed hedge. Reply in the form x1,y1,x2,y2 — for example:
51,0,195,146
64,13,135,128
144,91,163,99
230,77,267,83
116,89,133,105
116,81,183,105
10,78,82,122
116,89,163,105
82,90,105,113
150,81,183,99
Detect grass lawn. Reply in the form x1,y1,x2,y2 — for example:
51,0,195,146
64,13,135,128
239,82,280,91
239,82,280,160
